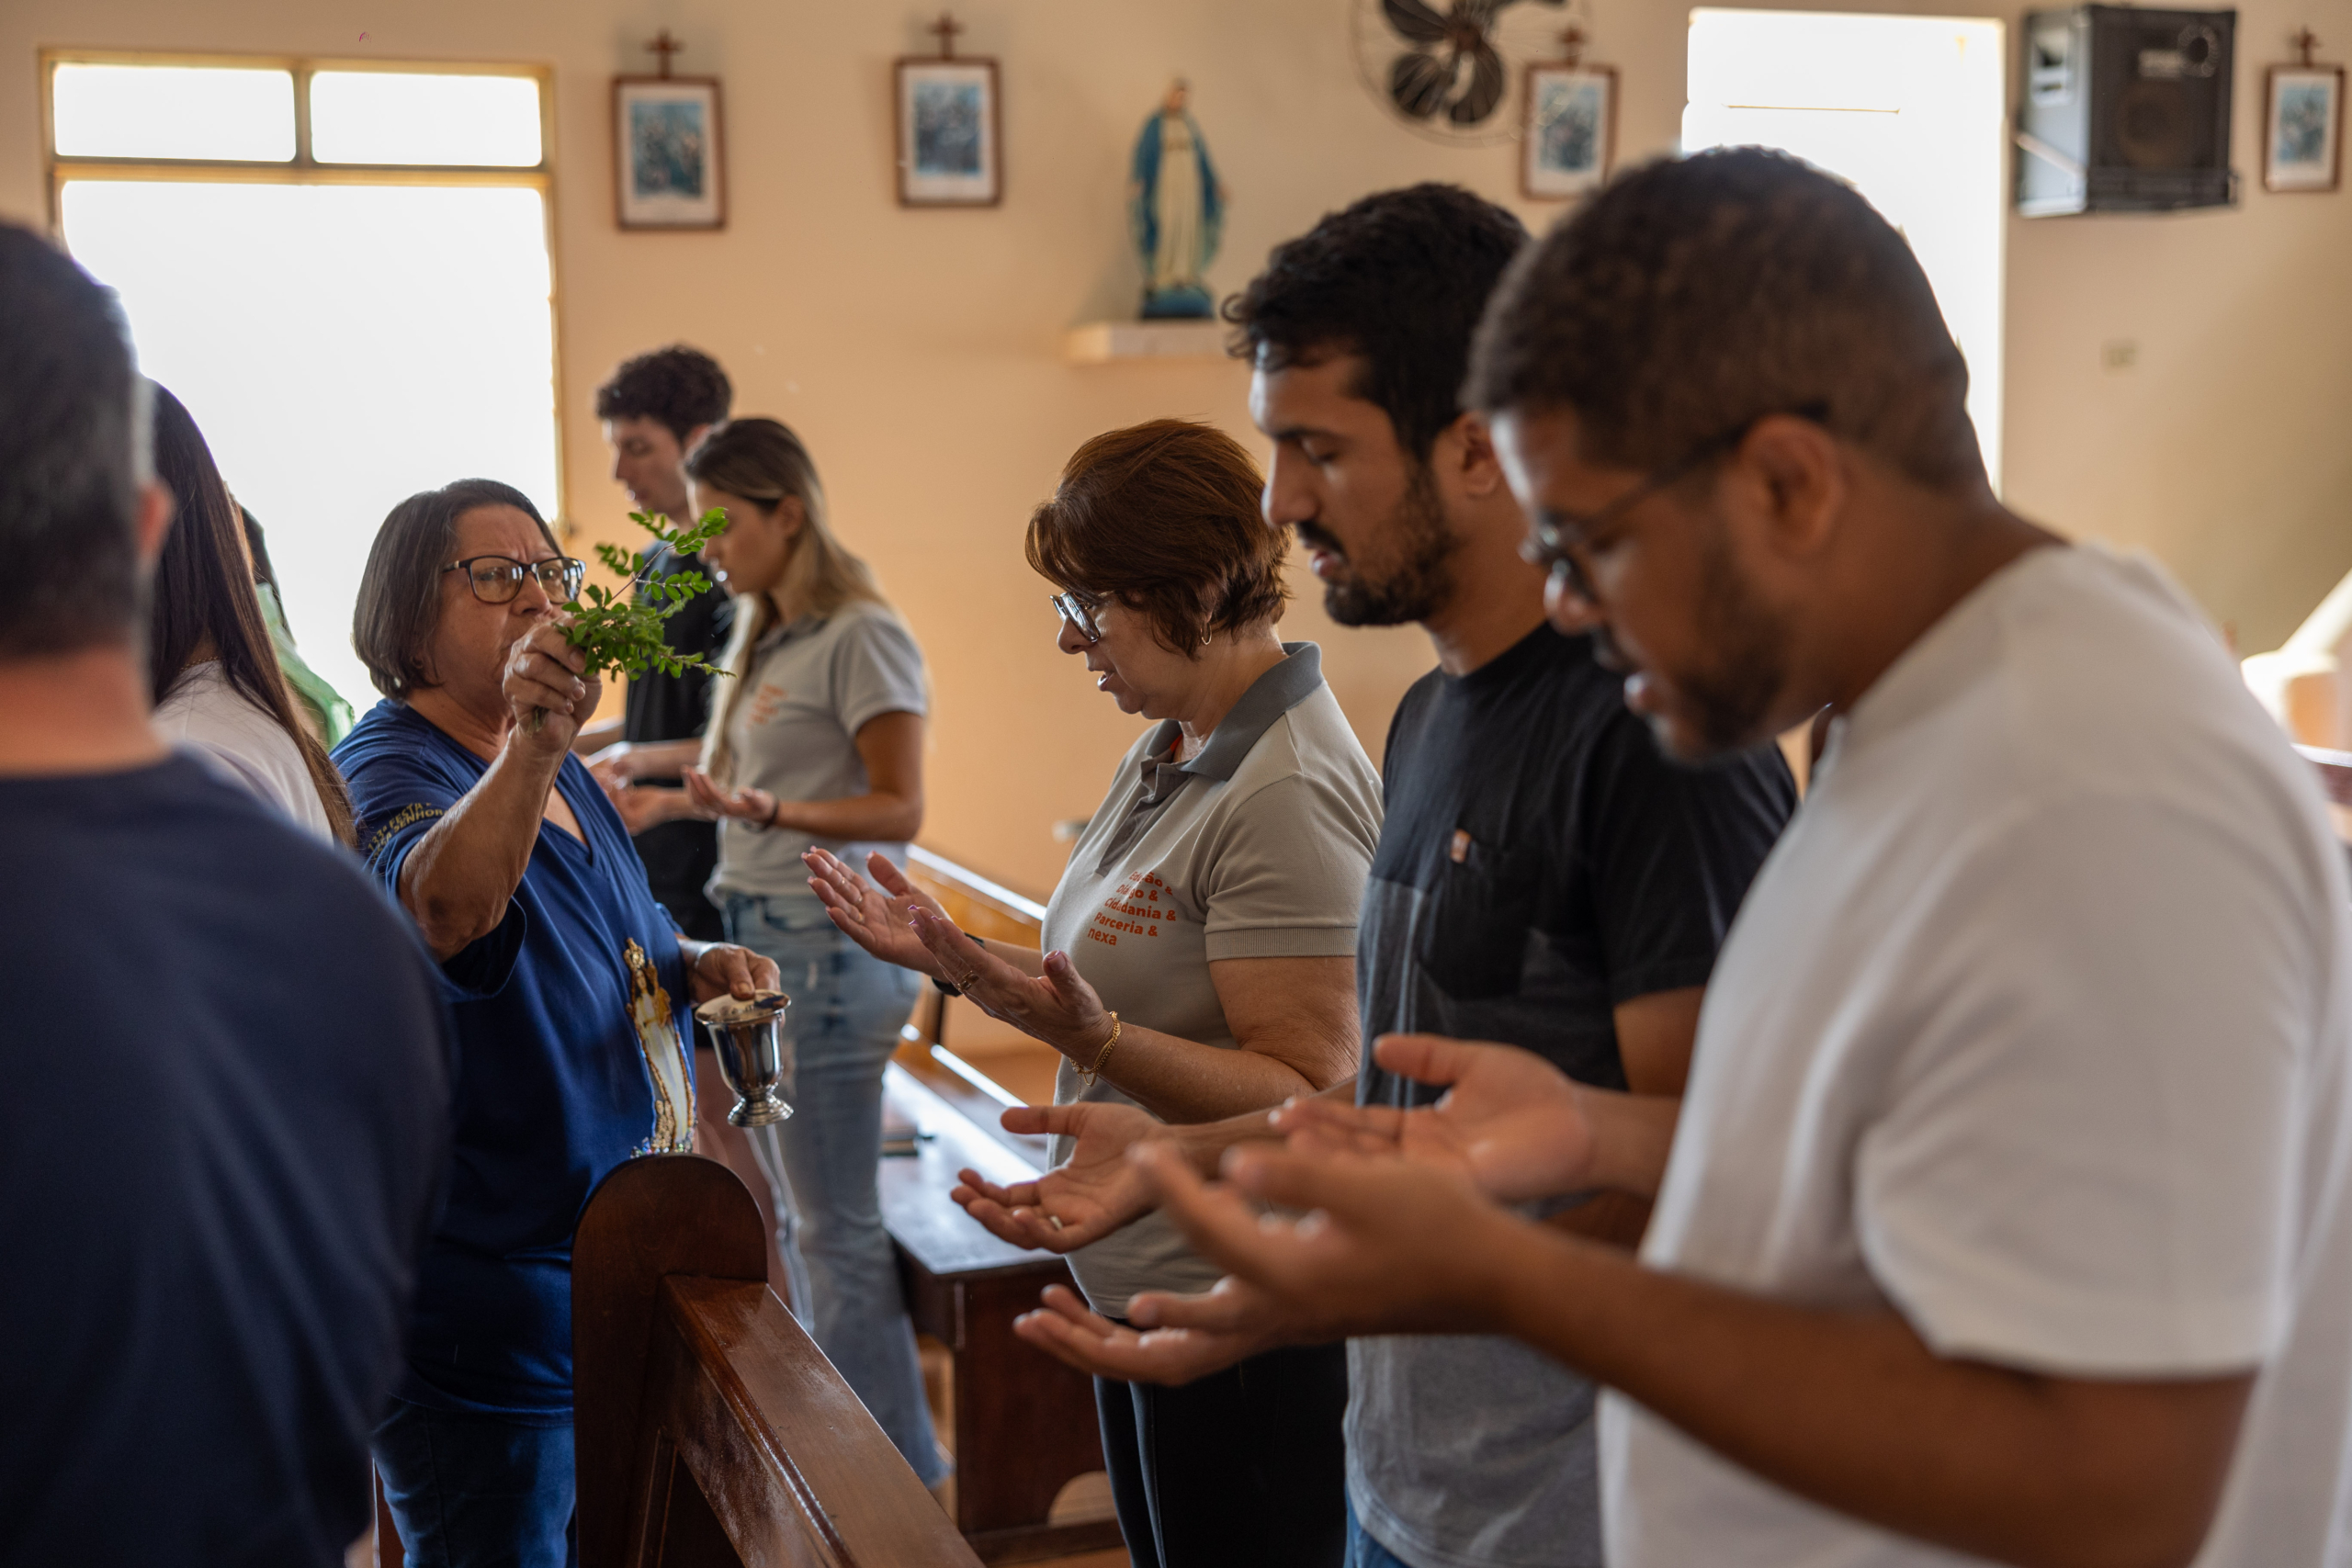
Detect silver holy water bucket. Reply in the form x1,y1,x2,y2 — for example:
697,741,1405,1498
695,990,794,1128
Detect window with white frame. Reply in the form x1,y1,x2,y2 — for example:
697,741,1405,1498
1684,11,2007,491
46,54,562,708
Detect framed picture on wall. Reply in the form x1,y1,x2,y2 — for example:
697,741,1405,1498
2265,63,2344,192
895,54,1001,207
614,76,726,229
1522,63,1616,199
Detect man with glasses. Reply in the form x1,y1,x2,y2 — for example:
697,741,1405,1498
1118,149,2352,1568
957,185,1795,1568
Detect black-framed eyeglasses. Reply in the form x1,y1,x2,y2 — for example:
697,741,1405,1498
1524,401,1830,604
1050,591,1105,644
443,554,586,605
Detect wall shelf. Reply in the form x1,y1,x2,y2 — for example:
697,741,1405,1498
1062,319,1229,365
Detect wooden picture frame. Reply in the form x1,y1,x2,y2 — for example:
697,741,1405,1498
1522,62,1616,200
613,75,725,229
2265,63,2345,193
894,55,1001,207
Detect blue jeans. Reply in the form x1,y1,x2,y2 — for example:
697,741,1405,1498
720,889,943,1485
371,1398,575,1568
1345,1494,1417,1568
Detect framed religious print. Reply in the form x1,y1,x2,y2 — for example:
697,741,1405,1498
1522,62,1616,200
614,74,726,229
2266,62,2345,192
895,21,1001,209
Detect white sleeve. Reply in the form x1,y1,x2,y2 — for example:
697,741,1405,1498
1855,793,2324,1376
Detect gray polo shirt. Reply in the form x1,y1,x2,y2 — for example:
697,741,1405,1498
1042,643,1382,1316
707,600,928,902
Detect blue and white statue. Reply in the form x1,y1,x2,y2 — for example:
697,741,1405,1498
1128,80,1226,319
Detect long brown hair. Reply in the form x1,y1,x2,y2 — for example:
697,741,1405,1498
684,418,888,787
149,386,356,845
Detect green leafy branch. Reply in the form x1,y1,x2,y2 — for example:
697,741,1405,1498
562,508,732,681
527,509,731,734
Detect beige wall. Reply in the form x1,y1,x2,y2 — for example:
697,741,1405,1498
7,0,2349,897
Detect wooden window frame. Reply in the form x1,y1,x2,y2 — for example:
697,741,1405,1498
40,48,570,529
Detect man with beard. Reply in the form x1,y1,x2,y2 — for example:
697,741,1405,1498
1116,151,2352,1568
951,183,1796,1568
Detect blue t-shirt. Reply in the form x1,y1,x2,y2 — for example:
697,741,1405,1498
0,754,452,1566
334,700,698,1416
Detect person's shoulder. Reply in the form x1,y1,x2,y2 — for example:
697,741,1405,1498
332,699,447,772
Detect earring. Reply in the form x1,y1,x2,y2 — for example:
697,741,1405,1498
1202,629,1215,646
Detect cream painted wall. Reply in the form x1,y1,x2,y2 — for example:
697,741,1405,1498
6,0,2349,896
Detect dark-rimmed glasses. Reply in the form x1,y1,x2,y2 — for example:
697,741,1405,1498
443,555,586,605
1524,401,1829,604
1050,591,1105,644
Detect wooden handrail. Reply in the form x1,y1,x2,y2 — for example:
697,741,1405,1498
573,1156,980,1568
906,846,1046,946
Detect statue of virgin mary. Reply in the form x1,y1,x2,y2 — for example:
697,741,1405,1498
1128,81,1226,319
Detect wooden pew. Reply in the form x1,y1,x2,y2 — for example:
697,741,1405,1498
889,849,1121,1562
573,1154,983,1568
882,1066,1122,1562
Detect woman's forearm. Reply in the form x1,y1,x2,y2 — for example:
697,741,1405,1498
766,789,922,844
614,738,702,777
1092,1021,1329,1124
399,739,562,959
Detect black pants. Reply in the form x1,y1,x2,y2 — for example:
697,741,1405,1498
1094,1339,1349,1568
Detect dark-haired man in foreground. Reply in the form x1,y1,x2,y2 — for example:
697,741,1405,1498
0,222,453,1564
1133,150,2352,1567
944,183,1794,1568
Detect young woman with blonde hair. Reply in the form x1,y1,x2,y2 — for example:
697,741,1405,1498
593,416,940,1485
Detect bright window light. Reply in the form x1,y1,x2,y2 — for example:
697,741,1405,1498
311,71,543,166
61,181,560,709
1685,10,2007,490
51,64,295,162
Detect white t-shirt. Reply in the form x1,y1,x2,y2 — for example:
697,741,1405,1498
153,660,335,841
1602,545,2352,1567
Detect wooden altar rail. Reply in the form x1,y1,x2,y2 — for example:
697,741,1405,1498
573,1155,983,1568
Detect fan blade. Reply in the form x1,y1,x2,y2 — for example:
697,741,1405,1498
1450,39,1507,124
1390,51,1453,118
1382,0,1453,45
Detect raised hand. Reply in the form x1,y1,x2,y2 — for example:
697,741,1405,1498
503,619,600,753
801,847,946,978
679,765,775,826
952,1100,1168,1253
1273,1033,1598,1203
1131,1141,1524,1341
1012,1280,1278,1386
910,908,1110,1062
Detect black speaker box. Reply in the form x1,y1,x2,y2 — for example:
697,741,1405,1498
2018,6,2237,215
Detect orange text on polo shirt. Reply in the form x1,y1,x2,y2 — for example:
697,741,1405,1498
1090,871,1171,946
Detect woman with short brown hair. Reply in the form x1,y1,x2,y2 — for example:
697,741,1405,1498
809,418,1380,1567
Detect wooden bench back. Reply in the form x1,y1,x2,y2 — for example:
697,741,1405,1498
573,1156,981,1568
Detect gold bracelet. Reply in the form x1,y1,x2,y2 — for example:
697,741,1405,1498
1077,1012,1121,1088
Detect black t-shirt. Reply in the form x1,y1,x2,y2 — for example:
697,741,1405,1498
0,755,453,1565
620,542,731,757
621,542,731,939
1358,624,1797,1105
